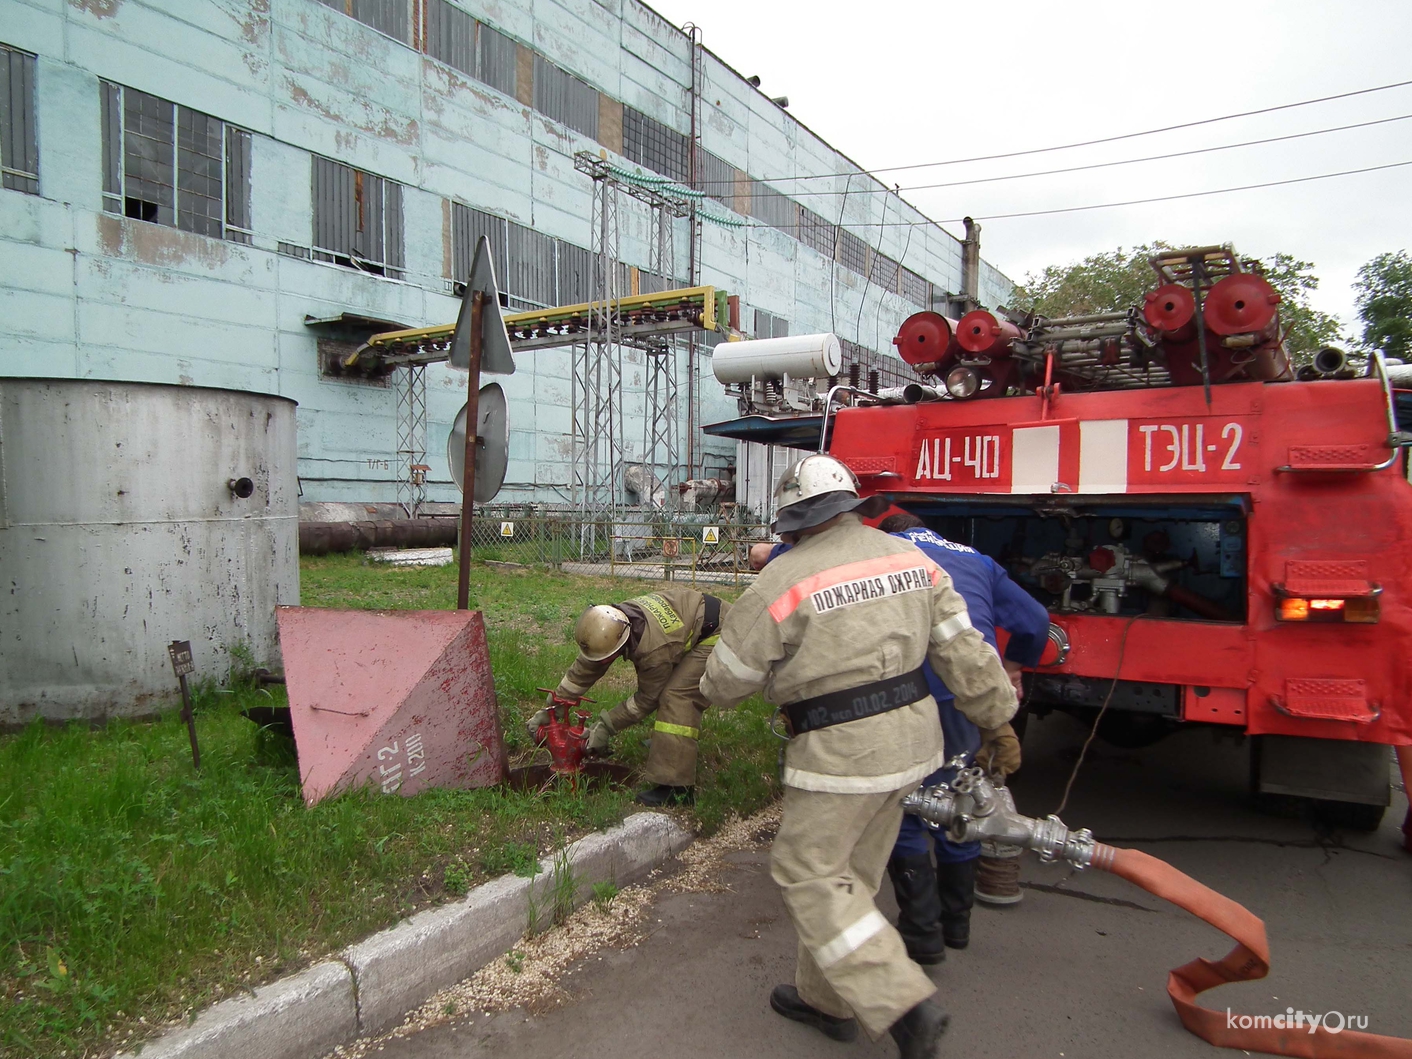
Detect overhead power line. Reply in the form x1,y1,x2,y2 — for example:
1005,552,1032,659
738,158,1412,229
784,113,1412,198
698,77,1412,187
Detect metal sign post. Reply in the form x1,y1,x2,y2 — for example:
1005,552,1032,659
167,640,201,770
456,290,484,610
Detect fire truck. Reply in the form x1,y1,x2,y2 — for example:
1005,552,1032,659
714,246,1412,828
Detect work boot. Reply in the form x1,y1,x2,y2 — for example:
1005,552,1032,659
768,985,858,1042
889,998,949,1059
937,856,979,949
887,853,945,964
1402,807,1411,854
634,784,694,807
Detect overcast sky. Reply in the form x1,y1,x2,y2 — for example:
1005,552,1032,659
646,0,1412,338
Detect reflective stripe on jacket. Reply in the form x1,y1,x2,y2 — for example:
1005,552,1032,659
701,513,1017,793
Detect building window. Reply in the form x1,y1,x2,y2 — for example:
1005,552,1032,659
622,106,688,184
749,179,796,238
836,227,868,276
506,219,556,307
476,22,517,97
1,44,38,195
753,309,789,339
797,206,837,260
869,251,900,294
900,266,929,308
557,240,591,305
425,0,475,76
533,55,598,139
311,155,404,277
450,201,507,284
314,0,411,45
100,82,251,242
695,146,734,207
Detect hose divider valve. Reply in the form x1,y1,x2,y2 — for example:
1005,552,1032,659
902,755,1097,870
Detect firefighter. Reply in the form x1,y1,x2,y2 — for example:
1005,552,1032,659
701,455,1016,1059
875,512,1050,959
530,588,727,807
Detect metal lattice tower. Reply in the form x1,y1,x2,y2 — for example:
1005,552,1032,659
643,204,680,505
393,363,428,516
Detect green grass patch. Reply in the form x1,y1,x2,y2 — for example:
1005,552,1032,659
0,556,779,1058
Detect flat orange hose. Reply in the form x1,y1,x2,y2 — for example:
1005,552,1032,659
1091,844,1412,1058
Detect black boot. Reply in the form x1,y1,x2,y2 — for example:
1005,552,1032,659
887,853,945,965
634,784,694,807
937,856,978,949
769,984,858,1042
889,998,949,1059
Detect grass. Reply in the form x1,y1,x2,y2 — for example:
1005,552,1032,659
0,555,779,1058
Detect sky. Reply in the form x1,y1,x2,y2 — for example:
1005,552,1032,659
645,0,1412,338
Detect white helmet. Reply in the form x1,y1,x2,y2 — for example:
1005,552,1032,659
772,455,884,534
574,605,633,661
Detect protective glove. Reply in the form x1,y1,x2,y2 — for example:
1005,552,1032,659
584,718,614,757
526,707,552,743
976,722,1022,781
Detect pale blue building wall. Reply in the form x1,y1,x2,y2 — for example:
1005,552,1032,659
0,0,1014,505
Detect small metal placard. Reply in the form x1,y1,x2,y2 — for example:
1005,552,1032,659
168,641,195,678
702,526,720,544
500,521,515,537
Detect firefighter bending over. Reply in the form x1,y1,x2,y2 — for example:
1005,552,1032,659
533,588,727,807
701,455,1017,1059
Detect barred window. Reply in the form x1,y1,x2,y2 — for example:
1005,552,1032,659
869,251,899,294
1,44,38,194
533,55,598,139
314,0,411,45
622,106,688,184
476,22,517,97
839,338,910,389
900,267,928,308
506,220,557,307
836,227,868,275
753,309,788,339
450,201,507,283
311,155,404,277
749,179,796,237
557,240,592,304
425,0,475,77
695,146,734,207
797,206,837,260
100,81,251,242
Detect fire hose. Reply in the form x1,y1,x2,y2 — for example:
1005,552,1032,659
904,759,1412,1058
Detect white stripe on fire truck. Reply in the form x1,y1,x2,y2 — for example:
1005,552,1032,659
1078,419,1129,493
1010,425,1061,494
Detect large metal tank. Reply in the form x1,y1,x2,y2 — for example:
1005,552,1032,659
0,380,299,724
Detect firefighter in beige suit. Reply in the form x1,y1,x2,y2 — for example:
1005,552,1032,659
531,587,727,807
701,456,1016,1059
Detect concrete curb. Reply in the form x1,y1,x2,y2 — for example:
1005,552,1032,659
117,812,693,1059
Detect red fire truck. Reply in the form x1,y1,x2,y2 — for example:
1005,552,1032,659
816,247,1411,828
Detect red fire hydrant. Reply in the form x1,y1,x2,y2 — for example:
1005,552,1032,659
534,691,593,776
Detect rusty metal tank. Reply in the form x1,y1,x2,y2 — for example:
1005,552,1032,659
0,379,299,724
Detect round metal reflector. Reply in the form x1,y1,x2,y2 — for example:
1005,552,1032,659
1142,283,1196,335
895,311,956,366
1203,273,1280,336
945,365,980,399
448,382,509,503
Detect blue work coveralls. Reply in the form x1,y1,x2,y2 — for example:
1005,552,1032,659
884,528,1050,863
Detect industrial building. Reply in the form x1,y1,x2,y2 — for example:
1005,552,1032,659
1,0,1014,512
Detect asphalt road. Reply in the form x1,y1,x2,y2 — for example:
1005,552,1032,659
378,713,1411,1059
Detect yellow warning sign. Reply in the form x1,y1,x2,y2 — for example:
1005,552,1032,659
702,526,720,544
500,521,515,537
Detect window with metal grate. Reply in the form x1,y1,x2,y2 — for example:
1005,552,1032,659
533,55,598,139
425,0,475,77
100,81,251,242
476,22,518,97
836,227,868,276
622,106,689,184
900,266,928,308
796,206,837,260
506,220,557,307
450,201,508,284
694,146,734,207
314,0,412,44
1,44,38,194
749,179,796,237
312,155,404,278
869,251,900,295
557,239,592,305
753,309,789,339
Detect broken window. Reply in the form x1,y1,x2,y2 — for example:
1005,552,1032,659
1,43,38,195
622,106,688,184
311,155,404,278
100,81,251,242
533,55,598,140
314,0,411,45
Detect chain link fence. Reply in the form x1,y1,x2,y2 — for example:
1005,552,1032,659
461,505,771,586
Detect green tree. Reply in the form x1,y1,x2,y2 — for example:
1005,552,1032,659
1015,243,1344,359
1353,250,1412,361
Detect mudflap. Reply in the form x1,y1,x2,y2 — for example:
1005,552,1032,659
1252,734,1392,806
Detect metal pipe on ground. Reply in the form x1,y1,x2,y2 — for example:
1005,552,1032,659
298,519,460,555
